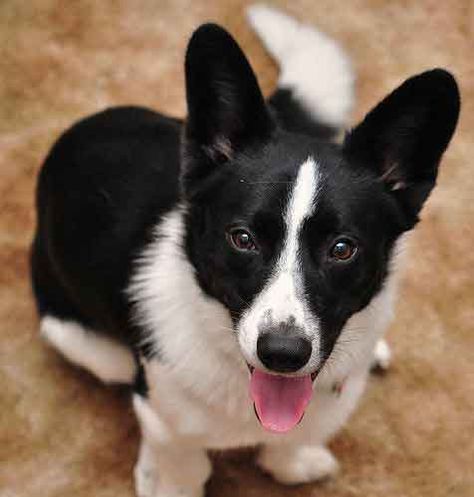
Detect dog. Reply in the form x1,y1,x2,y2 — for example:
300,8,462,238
31,5,460,497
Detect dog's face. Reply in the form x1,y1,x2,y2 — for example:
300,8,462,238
184,135,405,371
181,24,459,430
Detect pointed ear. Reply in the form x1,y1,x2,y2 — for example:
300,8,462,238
344,69,460,222
182,24,274,194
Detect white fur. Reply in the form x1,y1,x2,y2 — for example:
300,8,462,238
247,4,354,128
40,315,135,384
238,157,321,372
134,394,211,497
128,207,251,414
258,444,339,484
126,205,404,496
373,338,392,370
134,437,158,497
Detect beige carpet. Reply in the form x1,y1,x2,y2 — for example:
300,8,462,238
1,1,473,496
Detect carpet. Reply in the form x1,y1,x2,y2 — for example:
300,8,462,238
1,1,472,496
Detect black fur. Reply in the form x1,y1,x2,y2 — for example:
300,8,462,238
268,89,338,140
134,360,149,398
31,106,181,347
344,69,461,226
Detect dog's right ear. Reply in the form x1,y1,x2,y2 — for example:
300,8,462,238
182,23,274,196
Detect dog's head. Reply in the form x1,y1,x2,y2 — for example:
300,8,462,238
181,25,460,431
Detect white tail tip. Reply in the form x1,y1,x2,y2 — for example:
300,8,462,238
247,4,354,128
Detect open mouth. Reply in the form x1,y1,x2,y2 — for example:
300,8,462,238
247,364,318,433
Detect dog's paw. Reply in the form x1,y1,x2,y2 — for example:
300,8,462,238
134,454,205,497
371,338,392,373
134,440,162,497
134,456,157,497
152,484,204,497
258,444,339,485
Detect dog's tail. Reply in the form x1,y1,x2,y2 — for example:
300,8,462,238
247,4,354,132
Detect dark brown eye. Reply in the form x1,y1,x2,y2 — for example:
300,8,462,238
227,228,258,252
330,239,357,261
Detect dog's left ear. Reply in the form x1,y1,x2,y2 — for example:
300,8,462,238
344,69,460,224
182,23,274,195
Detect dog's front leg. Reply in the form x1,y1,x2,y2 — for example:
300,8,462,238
257,443,339,485
133,395,211,497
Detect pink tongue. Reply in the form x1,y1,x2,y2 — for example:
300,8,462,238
250,369,313,433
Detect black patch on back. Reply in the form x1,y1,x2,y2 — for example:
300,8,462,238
31,106,182,352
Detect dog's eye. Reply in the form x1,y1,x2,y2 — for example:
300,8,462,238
330,239,357,261
227,228,258,252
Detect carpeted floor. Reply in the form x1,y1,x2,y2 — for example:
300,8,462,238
1,1,473,496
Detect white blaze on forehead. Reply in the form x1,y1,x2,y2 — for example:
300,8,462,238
238,156,321,371
281,156,318,270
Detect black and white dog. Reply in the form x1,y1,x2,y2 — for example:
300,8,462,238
31,5,460,497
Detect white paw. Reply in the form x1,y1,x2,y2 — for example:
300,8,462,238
134,450,205,497
258,445,339,485
152,483,204,497
372,338,392,371
134,464,204,497
134,458,157,497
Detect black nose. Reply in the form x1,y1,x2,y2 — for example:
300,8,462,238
257,333,312,373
